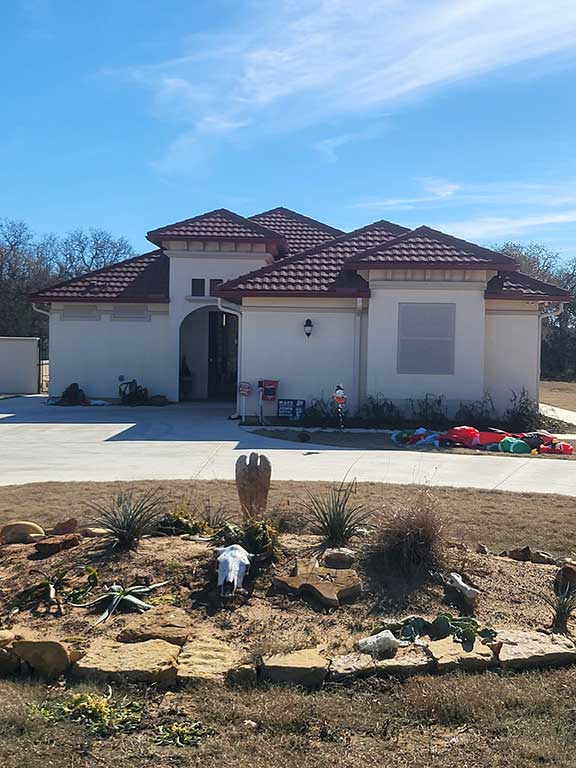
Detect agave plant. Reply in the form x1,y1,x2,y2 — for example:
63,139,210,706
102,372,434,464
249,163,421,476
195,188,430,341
301,479,371,549
540,588,576,635
71,581,169,625
89,488,166,549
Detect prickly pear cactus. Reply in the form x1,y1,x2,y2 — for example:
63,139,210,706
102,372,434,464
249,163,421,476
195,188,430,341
235,452,272,520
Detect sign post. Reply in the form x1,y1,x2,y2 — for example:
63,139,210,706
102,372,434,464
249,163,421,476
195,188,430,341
238,381,251,422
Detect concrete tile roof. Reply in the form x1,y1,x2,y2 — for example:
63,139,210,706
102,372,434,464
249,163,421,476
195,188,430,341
147,208,285,246
249,207,345,254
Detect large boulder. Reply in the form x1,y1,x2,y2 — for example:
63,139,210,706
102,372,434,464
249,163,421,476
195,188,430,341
12,639,73,679
274,559,362,608
177,636,242,683
0,647,20,676
1,521,45,544
322,548,356,569
426,636,496,672
117,606,192,647
508,546,532,562
495,629,576,669
73,638,180,686
530,550,556,565
34,533,82,557
0,630,14,649
261,647,329,688
49,518,78,536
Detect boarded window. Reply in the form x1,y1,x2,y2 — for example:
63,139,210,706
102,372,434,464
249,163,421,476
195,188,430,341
191,279,205,297
397,303,455,375
210,279,223,296
111,305,150,321
61,305,99,321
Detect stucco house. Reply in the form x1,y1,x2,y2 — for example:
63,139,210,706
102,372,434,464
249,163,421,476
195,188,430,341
31,207,570,417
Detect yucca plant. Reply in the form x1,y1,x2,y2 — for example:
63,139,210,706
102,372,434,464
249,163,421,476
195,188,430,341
302,479,371,549
89,488,166,548
540,588,576,635
71,581,169,625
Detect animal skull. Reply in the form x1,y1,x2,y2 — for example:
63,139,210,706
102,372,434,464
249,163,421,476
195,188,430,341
216,544,253,596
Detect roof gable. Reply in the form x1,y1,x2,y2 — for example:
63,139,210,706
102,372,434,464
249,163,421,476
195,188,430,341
30,250,169,303
217,219,409,297
345,225,518,270
485,271,571,301
249,206,345,254
146,208,285,247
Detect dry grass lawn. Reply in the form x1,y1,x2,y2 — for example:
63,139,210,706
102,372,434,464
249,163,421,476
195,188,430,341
1,479,575,767
541,379,576,411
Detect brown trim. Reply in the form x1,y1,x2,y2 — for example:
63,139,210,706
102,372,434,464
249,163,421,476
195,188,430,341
31,296,169,304
217,288,370,299
345,260,515,271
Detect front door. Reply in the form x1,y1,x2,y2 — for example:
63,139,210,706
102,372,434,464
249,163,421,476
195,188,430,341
208,311,238,400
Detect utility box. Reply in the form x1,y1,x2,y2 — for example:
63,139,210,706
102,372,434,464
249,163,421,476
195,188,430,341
0,337,40,394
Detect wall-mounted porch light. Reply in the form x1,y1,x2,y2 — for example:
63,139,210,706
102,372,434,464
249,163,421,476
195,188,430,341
304,318,314,338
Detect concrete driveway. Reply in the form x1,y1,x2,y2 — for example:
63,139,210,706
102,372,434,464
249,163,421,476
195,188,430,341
0,396,575,495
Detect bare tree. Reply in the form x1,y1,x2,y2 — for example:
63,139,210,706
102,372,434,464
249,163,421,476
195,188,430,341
55,228,134,279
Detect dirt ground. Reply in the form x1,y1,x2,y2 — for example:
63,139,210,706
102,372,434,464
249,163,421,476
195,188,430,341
540,379,576,411
1,479,575,768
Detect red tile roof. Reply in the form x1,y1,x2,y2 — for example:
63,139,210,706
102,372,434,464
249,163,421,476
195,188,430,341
147,208,285,247
345,226,517,270
485,271,571,301
30,250,169,303
249,207,344,254
217,220,410,297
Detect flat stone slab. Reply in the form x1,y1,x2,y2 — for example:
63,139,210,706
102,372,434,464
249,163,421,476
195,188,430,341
261,647,329,688
1,521,45,544
12,639,73,679
495,629,576,669
374,646,432,677
117,606,192,646
426,637,496,672
330,651,375,681
177,637,242,683
73,638,180,685
273,558,362,608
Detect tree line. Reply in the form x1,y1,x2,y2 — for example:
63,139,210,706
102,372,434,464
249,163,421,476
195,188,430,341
0,218,574,378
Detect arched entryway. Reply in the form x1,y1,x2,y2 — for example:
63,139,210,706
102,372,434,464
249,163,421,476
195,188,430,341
179,307,238,401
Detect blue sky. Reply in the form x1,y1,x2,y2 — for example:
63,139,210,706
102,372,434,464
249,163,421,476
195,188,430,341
2,0,576,257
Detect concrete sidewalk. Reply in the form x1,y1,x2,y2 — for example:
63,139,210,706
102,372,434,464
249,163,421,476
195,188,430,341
0,396,575,495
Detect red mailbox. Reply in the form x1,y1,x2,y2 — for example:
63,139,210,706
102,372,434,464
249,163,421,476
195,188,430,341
258,379,279,401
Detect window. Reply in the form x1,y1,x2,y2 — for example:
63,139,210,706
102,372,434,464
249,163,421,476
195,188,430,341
397,303,455,375
210,279,223,296
191,278,205,297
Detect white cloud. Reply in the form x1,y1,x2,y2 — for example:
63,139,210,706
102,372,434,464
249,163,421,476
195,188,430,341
433,210,576,239
122,0,576,169
314,135,353,161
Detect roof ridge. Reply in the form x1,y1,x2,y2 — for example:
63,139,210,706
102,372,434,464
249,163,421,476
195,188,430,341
345,225,517,268
250,206,345,236
146,207,285,244
30,250,162,298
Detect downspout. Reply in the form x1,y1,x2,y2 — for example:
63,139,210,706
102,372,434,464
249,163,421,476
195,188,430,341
353,298,363,410
217,297,243,419
32,303,50,317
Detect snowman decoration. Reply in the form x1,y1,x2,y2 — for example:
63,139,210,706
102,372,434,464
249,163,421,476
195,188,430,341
332,384,347,430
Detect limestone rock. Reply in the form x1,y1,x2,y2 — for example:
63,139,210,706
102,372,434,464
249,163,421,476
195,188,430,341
1,521,45,544
322,548,356,569
73,638,180,685
34,533,82,557
495,629,576,669
49,518,78,536
426,636,496,672
0,630,14,649
261,647,329,688
177,637,242,683
235,452,272,518
13,639,71,679
227,663,258,686
79,527,109,538
554,564,576,595
374,646,432,677
530,550,556,565
329,651,375,681
476,544,490,555
273,559,362,608
356,630,399,658
508,546,531,562
117,606,191,646
0,647,20,676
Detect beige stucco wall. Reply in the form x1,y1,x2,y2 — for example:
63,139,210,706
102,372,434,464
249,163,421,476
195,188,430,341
0,337,39,394
365,279,487,409
48,304,171,398
240,297,361,416
484,300,541,411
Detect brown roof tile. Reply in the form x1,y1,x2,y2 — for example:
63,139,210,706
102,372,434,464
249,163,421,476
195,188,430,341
30,250,169,303
249,207,345,254
485,271,571,301
146,208,285,247
345,226,518,270
217,220,409,297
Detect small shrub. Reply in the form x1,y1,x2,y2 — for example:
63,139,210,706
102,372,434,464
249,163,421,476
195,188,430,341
357,396,404,428
373,489,445,578
154,720,216,747
90,488,165,548
503,388,544,432
301,398,342,428
34,691,143,736
302,479,371,549
211,519,279,558
539,588,576,634
455,393,496,426
409,394,449,428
